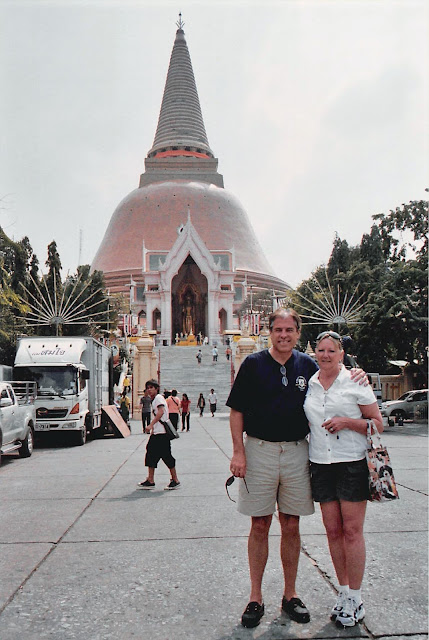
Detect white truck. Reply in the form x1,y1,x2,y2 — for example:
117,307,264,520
0,381,37,466
14,337,113,446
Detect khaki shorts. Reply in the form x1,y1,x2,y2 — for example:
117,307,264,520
237,435,314,517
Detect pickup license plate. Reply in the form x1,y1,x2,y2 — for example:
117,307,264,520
36,423,51,431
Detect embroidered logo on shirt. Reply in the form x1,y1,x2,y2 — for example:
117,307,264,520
295,376,307,391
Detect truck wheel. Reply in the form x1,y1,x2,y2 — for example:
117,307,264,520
19,427,34,458
85,414,94,440
73,428,87,446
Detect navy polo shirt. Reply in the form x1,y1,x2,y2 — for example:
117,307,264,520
226,349,318,442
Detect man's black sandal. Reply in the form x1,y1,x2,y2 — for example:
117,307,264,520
241,601,265,628
282,597,310,623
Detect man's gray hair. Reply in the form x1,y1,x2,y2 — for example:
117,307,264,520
268,308,302,332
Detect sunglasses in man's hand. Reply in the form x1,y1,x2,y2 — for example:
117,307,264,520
225,475,249,502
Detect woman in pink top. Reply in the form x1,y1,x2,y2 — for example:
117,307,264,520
166,389,181,430
181,394,191,431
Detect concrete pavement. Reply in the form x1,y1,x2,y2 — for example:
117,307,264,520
0,414,427,639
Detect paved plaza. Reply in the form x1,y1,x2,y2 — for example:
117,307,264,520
0,414,427,639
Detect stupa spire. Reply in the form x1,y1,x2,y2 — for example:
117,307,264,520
176,12,185,30
147,16,214,159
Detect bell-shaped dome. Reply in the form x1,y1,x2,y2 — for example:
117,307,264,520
91,180,275,277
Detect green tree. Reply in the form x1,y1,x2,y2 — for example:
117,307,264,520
61,266,115,337
294,193,428,378
373,193,428,262
44,240,62,302
0,228,30,363
327,234,358,279
360,224,383,267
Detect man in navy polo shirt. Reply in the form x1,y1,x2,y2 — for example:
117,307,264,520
227,308,317,628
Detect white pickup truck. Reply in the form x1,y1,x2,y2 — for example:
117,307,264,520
0,381,37,466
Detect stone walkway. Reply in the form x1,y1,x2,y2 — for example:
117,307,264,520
0,414,427,639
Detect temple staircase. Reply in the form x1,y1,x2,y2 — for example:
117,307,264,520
156,345,233,412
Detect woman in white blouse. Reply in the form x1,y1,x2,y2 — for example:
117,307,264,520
304,331,383,629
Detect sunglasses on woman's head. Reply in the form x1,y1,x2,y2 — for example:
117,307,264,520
316,330,341,342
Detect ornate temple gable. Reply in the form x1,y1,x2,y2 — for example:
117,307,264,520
142,212,235,343
150,213,234,291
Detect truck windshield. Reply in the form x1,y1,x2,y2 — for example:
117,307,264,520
14,366,78,396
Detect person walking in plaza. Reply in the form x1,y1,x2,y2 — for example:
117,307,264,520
212,346,218,363
181,393,191,431
196,349,202,366
226,308,366,629
208,388,217,416
197,393,206,417
138,379,180,491
166,389,181,431
139,389,152,433
123,374,131,394
226,346,232,361
303,331,382,628
118,390,130,426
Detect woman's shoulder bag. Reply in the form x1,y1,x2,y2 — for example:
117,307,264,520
366,419,399,502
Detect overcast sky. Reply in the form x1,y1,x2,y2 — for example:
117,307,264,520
1,0,427,287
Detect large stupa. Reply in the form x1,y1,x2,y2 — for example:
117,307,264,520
92,16,290,344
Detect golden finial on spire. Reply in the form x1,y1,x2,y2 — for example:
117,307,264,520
176,12,185,30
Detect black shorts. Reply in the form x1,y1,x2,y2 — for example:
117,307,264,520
310,459,370,503
145,434,176,469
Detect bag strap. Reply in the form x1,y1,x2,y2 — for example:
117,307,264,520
367,419,383,448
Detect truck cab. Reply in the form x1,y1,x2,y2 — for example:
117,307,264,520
14,337,112,446
16,363,89,443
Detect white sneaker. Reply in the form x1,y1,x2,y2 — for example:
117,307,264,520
330,591,348,621
336,597,365,628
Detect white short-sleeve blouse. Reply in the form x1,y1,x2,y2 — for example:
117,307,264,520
304,366,376,464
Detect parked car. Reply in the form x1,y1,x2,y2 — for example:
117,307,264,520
0,381,37,466
381,389,428,421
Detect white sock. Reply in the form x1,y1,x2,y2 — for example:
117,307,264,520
338,584,349,595
349,588,362,604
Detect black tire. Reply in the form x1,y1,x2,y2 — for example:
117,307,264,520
85,413,94,440
73,428,87,446
19,427,34,458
